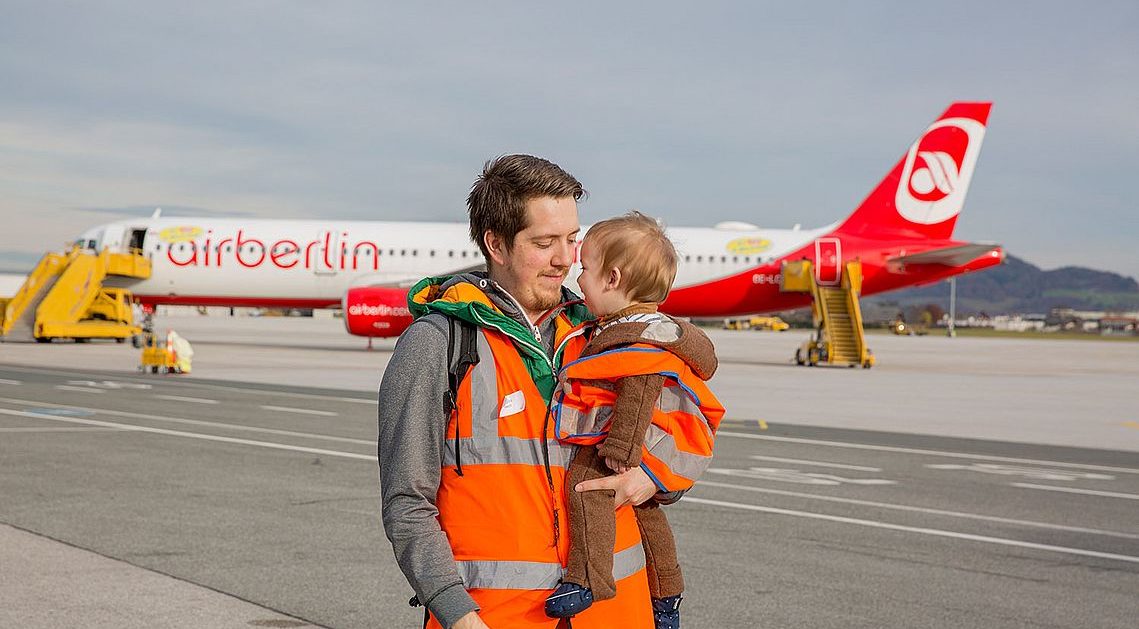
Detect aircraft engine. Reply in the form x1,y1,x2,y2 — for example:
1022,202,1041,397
341,287,414,338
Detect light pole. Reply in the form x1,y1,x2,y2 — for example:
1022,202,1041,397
948,276,957,338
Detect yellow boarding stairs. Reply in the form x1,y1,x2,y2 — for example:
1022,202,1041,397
782,259,875,368
0,247,151,343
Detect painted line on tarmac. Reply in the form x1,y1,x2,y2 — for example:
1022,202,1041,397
0,379,22,385
1123,421,1139,430
698,480,1139,541
1010,483,1139,501
682,496,1139,565
0,365,377,405
0,426,124,433
748,455,881,471
718,431,1139,475
54,385,105,394
0,396,372,446
260,405,338,417
153,395,219,404
0,408,376,461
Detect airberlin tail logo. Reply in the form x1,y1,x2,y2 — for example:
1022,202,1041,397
895,117,985,225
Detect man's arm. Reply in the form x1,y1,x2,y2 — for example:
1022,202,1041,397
378,315,478,628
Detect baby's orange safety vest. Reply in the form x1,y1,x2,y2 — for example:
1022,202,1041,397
552,344,725,492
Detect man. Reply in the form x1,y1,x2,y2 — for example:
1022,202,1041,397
379,155,658,628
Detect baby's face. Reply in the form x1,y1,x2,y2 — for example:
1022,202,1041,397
576,240,631,317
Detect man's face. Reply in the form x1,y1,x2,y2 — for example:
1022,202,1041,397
485,195,580,321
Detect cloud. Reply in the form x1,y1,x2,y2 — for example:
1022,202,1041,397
1,1,1137,280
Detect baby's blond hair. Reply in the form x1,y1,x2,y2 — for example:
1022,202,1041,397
583,211,678,303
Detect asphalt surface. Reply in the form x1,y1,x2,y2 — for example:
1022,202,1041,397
2,360,1137,628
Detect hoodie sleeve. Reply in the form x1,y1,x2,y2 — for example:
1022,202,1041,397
378,314,478,628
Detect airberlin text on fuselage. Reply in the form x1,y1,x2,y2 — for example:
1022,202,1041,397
165,230,380,271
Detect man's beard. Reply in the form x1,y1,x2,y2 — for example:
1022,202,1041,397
532,288,563,312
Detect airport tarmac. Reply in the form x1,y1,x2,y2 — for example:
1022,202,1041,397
1,316,1137,628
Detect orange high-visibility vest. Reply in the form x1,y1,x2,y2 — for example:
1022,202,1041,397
552,344,725,493
430,317,653,629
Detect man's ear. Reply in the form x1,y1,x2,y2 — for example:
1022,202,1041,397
484,230,508,266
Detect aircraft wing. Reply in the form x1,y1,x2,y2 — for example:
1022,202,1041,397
888,243,1002,267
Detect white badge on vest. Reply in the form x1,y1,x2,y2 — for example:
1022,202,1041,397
499,390,526,418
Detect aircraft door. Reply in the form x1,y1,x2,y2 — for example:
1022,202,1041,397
814,238,841,286
126,228,148,255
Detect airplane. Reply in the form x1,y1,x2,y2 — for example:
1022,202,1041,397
71,102,1002,339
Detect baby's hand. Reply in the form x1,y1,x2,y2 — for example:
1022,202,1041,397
605,457,630,474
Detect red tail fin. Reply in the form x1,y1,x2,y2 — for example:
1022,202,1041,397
834,102,992,240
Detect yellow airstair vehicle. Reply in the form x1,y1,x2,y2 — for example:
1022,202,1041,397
0,247,151,343
782,259,875,368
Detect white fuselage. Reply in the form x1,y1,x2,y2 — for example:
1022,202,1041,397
82,217,829,305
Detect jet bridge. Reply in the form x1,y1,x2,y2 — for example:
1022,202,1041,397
0,247,151,342
782,259,875,368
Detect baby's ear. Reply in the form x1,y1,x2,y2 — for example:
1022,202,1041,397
607,266,622,289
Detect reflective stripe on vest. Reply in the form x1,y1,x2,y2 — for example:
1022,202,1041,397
551,345,725,492
441,329,573,469
457,543,646,590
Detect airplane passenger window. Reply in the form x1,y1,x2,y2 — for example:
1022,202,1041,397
448,251,454,257
388,249,395,256
696,255,702,263
430,250,435,257
461,251,468,258
400,249,406,256
733,256,738,263
412,250,418,257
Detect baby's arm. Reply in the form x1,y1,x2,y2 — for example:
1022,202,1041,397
598,373,666,470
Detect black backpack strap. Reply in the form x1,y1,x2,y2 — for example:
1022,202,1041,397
445,317,479,476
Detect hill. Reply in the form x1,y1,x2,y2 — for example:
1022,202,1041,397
863,255,1139,316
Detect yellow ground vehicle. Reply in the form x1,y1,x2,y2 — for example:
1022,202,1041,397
750,316,790,332
1,246,149,342
139,330,193,374
722,315,790,331
783,259,875,368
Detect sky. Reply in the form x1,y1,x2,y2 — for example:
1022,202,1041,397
2,1,1137,279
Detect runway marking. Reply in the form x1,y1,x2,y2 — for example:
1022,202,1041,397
54,386,105,394
260,405,338,417
683,496,1139,565
0,379,22,385
67,380,152,390
708,467,895,485
0,408,376,461
0,397,372,445
1124,421,1139,430
698,480,1139,541
0,365,375,404
0,426,124,433
153,395,219,404
924,463,1114,481
1010,483,1139,501
718,431,1139,475
750,455,882,471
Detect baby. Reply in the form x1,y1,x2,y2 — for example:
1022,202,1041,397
545,211,724,629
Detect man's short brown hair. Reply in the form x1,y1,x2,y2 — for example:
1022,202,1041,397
467,155,585,260
584,211,678,303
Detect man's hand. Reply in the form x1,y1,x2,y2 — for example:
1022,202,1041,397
575,466,658,508
452,611,490,629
